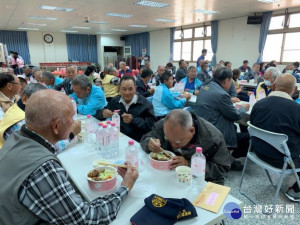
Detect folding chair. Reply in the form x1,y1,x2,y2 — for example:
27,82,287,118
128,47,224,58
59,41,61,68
239,121,300,212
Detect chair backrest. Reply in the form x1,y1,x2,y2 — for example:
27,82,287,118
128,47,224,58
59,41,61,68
247,121,291,157
146,96,153,103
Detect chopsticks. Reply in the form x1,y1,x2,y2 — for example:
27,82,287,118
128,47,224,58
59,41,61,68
150,138,173,158
96,161,137,169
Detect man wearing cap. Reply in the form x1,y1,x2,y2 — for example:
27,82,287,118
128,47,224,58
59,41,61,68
140,109,231,185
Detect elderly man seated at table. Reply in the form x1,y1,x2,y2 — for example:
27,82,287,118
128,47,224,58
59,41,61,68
244,63,260,81
0,73,20,120
136,68,155,97
0,83,81,151
152,65,165,86
0,89,138,224
195,68,250,171
140,109,231,185
181,66,202,95
95,75,156,142
153,71,191,120
41,71,63,89
54,65,77,95
118,61,133,77
69,75,107,116
197,61,211,84
255,67,281,99
175,59,188,82
250,73,300,201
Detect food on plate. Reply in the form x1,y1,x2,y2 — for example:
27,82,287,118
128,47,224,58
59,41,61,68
87,168,116,181
151,152,172,161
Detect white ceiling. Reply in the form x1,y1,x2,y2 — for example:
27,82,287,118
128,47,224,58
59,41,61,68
0,0,300,35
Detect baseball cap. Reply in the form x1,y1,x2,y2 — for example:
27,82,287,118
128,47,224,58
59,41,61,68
130,194,197,225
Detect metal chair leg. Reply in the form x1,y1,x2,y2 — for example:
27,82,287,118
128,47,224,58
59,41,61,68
239,156,249,192
265,169,275,187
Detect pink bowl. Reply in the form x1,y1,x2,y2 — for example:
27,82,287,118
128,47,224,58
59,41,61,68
87,167,117,191
149,151,175,170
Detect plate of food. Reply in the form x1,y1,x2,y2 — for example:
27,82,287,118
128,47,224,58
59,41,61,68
149,151,175,170
87,166,117,191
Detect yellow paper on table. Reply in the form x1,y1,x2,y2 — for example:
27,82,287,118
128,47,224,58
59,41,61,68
193,182,231,213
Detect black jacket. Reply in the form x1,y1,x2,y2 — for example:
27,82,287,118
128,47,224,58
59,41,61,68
250,95,300,160
94,93,156,142
136,77,151,97
54,78,73,95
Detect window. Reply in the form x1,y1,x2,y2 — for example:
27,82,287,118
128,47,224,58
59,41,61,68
264,12,300,63
173,25,212,62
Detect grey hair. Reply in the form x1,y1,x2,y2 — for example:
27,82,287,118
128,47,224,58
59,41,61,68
265,67,281,80
104,65,111,73
119,61,126,66
31,67,40,74
22,83,46,97
72,74,92,90
164,109,193,130
25,90,72,131
23,65,30,71
41,71,55,81
252,63,259,67
66,65,78,70
213,64,225,74
108,66,117,74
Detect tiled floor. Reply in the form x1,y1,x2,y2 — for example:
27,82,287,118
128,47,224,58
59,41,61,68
222,158,300,225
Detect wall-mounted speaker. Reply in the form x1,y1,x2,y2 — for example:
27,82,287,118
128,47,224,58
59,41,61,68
247,16,263,25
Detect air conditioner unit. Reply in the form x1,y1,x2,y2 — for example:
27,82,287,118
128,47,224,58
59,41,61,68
124,46,131,56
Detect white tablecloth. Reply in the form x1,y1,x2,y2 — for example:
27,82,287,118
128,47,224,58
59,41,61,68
58,117,243,225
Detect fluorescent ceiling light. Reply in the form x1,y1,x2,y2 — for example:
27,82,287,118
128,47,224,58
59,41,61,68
40,5,74,12
105,13,132,18
60,30,78,33
97,32,112,34
29,16,57,20
257,0,280,2
112,29,127,31
135,0,170,8
71,26,91,29
192,9,219,14
129,24,148,27
88,21,108,24
155,18,175,22
18,27,39,30
23,22,47,26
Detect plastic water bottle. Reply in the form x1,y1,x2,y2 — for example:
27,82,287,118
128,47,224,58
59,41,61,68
85,115,95,147
106,120,111,129
102,124,111,158
125,140,138,167
191,147,206,192
112,110,120,132
70,97,77,118
249,92,256,106
61,87,66,95
110,122,119,157
152,76,156,87
96,122,103,155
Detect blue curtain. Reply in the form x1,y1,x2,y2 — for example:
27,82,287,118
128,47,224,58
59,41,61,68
169,28,175,61
125,32,149,57
211,21,218,66
66,34,98,63
0,30,31,64
257,11,273,63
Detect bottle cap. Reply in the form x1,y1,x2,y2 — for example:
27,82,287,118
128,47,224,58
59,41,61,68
107,121,111,124
128,140,134,145
98,122,103,126
103,124,107,128
114,110,119,113
196,147,202,153
111,122,115,126
87,115,91,118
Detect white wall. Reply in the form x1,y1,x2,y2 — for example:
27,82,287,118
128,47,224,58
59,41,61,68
150,29,171,71
27,31,68,66
98,35,124,69
217,16,260,68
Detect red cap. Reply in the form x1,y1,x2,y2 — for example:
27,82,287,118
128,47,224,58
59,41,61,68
87,115,91,118
114,110,119,113
98,122,103,126
111,122,115,126
128,140,134,145
107,121,111,124
196,147,202,153
103,124,107,128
